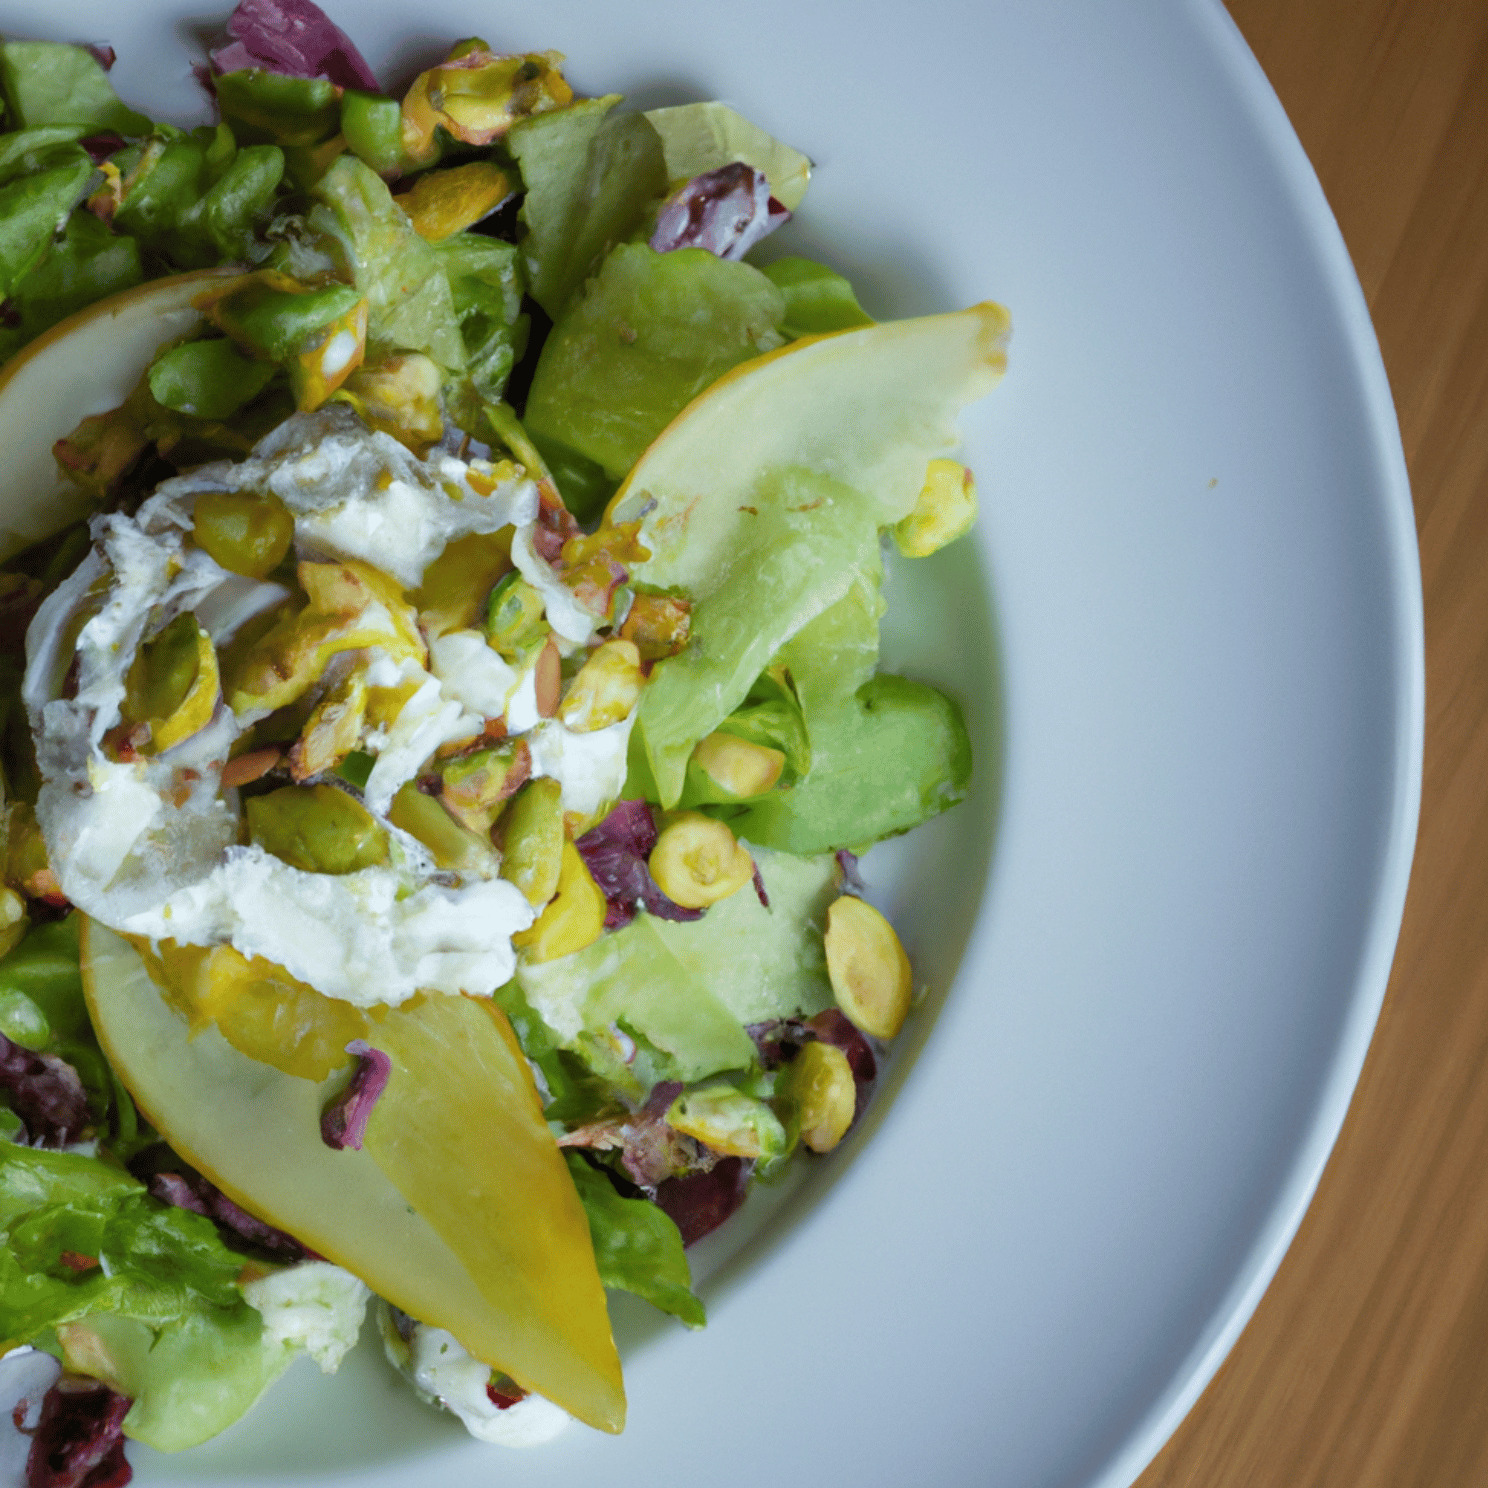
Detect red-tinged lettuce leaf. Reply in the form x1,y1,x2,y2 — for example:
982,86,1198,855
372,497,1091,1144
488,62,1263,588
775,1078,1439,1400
574,800,703,929
146,1170,310,1264
649,162,789,261
653,1155,750,1248
565,1152,705,1327
25,1375,132,1488
211,0,379,91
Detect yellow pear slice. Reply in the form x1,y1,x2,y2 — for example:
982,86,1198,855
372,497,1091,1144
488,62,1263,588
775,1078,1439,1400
80,919,625,1434
0,268,242,562
604,302,1011,598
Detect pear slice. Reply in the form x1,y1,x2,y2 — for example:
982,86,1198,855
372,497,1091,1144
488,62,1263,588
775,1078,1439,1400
605,301,1011,598
80,918,625,1434
0,268,242,562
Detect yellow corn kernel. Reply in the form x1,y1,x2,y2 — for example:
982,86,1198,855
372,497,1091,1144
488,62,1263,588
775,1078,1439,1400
558,639,645,733
648,812,753,909
823,895,913,1039
892,459,977,557
691,732,785,799
512,842,605,963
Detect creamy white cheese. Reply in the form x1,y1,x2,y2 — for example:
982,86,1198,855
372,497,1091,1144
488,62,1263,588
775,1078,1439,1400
405,1325,571,1447
526,715,636,819
242,1261,370,1372
510,523,602,645
429,630,518,718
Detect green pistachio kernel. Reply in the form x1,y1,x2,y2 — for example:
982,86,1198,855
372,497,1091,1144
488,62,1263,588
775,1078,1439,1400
192,489,295,580
497,777,563,907
483,570,548,660
246,783,390,875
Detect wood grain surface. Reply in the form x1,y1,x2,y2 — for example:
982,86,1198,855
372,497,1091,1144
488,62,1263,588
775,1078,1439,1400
1137,2,1488,1485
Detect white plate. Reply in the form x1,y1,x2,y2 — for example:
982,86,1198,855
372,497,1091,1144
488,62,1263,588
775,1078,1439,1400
2,2,1422,1485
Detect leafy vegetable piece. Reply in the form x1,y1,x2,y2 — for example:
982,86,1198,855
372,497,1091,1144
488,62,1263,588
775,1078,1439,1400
210,0,380,91
633,470,876,807
565,1155,704,1328
649,163,789,261
677,666,811,808
213,70,340,149
606,302,1010,598
518,843,835,1080
761,256,874,338
434,233,526,402
573,799,702,929
0,155,96,298
523,242,785,498
81,922,625,1433
146,1168,308,1262
643,100,811,212
23,1375,131,1488
309,155,465,367
729,674,972,853
400,44,573,168
147,338,277,420
0,209,142,363
56,1305,291,1453
0,42,150,135
507,97,669,319
0,125,89,185
0,1143,248,1349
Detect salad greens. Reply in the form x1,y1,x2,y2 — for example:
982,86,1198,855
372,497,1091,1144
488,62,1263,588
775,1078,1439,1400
0,0,1003,1477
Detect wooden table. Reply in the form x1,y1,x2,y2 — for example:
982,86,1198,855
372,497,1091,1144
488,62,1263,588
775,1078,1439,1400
1138,3,1488,1484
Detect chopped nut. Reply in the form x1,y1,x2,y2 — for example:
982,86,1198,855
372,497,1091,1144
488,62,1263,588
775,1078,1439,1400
823,894,912,1039
648,812,753,909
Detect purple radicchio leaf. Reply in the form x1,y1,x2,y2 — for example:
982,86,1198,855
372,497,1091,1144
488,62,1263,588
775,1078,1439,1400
486,1376,526,1410
320,1040,391,1152
0,1035,90,1148
751,862,769,908
211,0,380,90
835,848,866,896
654,1156,751,1248
147,1170,311,1263
575,801,703,929
82,45,116,73
25,1376,132,1488
648,162,790,262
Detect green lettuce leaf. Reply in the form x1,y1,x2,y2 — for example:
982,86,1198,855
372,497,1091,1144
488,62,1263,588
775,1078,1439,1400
435,233,527,402
761,256,873,339
632,468,878,807
727,673,972,853
566,1154,704,1329
508,97,669,319
309,155,465,367
524,242,785,504
642,100,811,211
0,41,150,135
516,842,836,1082
0,125,90,186
61,1305,293,1453
0,208,142,362
0,153,95,296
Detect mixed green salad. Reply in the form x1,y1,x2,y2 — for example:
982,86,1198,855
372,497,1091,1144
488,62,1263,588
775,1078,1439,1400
0,1,1007,1481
